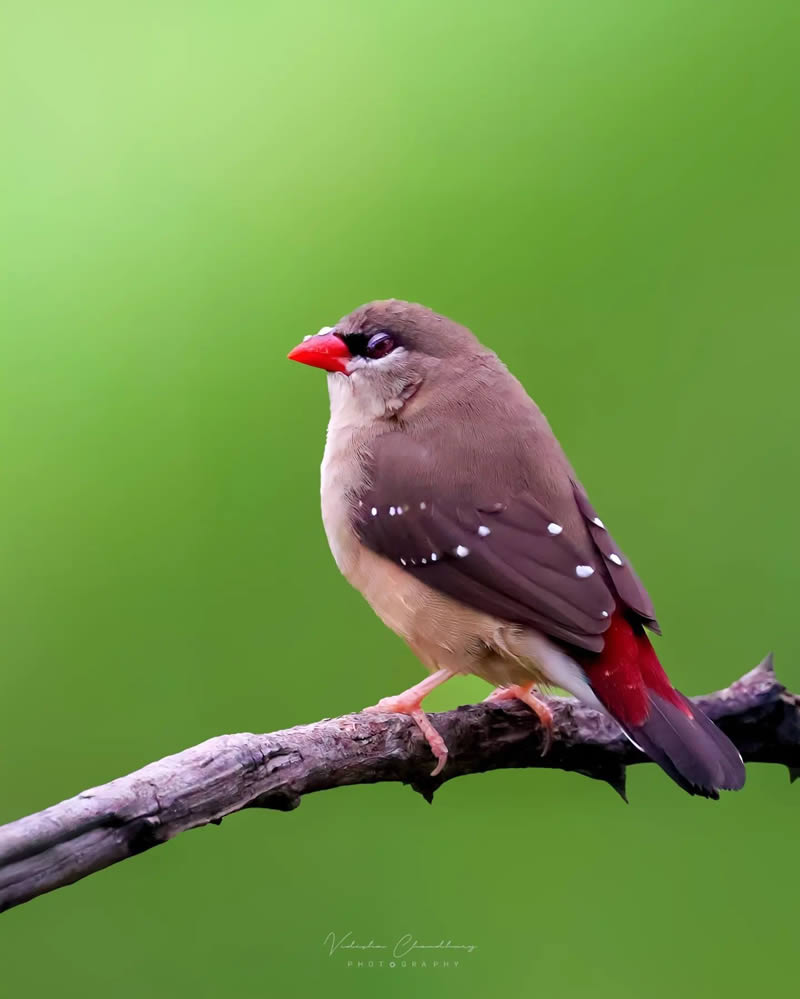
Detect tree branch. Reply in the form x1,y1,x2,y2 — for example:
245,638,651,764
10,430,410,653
0,655,796,913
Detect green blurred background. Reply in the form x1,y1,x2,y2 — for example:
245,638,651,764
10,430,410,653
1,1,798,995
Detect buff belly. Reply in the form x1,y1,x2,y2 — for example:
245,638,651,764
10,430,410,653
349,544,550,689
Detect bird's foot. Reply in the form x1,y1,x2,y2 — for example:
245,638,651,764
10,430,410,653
366,699,449,777
363,669,455,777
484,683,554,754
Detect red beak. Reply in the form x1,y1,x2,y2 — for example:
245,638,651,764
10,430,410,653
288,331,352,375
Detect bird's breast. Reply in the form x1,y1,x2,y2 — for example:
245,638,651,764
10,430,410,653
320,422,367,580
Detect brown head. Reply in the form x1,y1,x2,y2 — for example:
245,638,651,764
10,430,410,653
288,300,490,421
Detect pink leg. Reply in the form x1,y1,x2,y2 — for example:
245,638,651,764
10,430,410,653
364,668,456,776
484,683,554,754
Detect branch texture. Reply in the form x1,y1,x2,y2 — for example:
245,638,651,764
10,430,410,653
0,656,796,913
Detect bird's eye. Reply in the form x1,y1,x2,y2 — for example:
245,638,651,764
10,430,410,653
365,332,397,359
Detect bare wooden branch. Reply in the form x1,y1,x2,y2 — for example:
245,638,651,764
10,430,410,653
0,656,796,913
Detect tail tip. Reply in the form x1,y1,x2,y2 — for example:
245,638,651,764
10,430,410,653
628,692,746,798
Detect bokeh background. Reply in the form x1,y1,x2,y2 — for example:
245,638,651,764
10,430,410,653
2,1,798,996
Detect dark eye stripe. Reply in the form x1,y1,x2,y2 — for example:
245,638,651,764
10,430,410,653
339,332,369,355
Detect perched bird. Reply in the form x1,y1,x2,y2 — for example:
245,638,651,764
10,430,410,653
288,300,745,797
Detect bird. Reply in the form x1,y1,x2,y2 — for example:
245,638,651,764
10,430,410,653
287,300,745,798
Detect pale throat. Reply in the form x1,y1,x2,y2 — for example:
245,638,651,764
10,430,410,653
326,365,420,429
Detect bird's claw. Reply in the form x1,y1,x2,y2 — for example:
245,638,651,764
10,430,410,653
363,697,449,775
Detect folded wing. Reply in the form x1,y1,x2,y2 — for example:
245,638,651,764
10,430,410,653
353,432,659,652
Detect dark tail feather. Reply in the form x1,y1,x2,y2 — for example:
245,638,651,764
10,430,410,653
625,691,746,799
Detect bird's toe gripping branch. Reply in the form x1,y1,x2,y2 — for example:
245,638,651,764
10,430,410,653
363,668,456,776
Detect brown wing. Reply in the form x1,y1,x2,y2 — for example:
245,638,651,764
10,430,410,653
353,432,659,652
352,434,613,650
570,480,660,633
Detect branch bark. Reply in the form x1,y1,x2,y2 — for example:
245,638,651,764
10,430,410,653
0,656,796,913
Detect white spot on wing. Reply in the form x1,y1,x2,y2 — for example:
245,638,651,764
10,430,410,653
400,558,406,566
593,517,605,529
315,326,334,336
389,506,396,516
547,523,563,535
601,610,609,618
371,507,378,517
430,552,438,561
575,564,594,578
419,501,427,510
477,525,491,537
455,545,470,558
608,553,623,566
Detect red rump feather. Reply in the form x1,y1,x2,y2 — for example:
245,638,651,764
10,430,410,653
576,612,745,797
578,611,691,727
